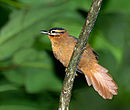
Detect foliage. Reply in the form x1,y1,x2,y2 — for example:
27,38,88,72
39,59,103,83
0,0,130,110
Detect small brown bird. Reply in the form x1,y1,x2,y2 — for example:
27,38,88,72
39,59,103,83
41,27,118,99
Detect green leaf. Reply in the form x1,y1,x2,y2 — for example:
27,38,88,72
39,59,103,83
12,48,38,64
19,51,53,69
3,50,61,93
0,3,75,60
69,0,92,11
53,12,84,37
0,90,58,110
125,14,130,47
71,88,118,110
0,84,18,92
3,51,56,88
97,13,126,49
25,67,62,93
0,105,39,110
90,13,129,63
91,31,122,64
3,70,25,86
18,0,59,6
119,66,130,92
118,44,130,92
0,6,10,28
104,0,130,13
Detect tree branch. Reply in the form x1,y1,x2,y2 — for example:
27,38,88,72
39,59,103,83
58,0,103,110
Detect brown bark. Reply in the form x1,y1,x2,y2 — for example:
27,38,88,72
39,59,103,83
59,0,103,110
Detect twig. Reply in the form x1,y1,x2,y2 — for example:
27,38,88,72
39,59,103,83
0,0,25,9
58,0,103,110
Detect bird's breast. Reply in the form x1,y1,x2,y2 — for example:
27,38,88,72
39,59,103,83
51,40,75,67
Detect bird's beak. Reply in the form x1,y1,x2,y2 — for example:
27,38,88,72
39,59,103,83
40,30,50,35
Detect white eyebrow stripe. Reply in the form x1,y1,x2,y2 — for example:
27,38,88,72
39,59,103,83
51,30,65,33
51,33,59,35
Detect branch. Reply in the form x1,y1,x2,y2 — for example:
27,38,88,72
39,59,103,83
59,0,103,110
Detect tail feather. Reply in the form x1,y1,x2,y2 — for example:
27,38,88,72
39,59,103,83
83,63,118,99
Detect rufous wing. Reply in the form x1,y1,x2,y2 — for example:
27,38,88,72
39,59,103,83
84,63,118,99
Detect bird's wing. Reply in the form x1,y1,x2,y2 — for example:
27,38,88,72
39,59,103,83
92,50,99,60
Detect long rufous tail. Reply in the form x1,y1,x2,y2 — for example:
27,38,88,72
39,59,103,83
83,63,118,99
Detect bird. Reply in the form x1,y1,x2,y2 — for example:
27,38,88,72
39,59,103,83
40,27,118,99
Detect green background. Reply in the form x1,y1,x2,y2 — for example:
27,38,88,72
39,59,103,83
0,0,130,110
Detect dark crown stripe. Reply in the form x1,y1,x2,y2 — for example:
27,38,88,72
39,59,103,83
49,27,65,31
55,31,65,33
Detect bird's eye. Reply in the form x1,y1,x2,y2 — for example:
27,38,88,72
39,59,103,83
51,31,55,33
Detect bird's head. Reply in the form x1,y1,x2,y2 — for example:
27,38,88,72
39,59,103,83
40,27,68,38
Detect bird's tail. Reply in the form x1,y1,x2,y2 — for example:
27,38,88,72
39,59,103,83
82,63,118,99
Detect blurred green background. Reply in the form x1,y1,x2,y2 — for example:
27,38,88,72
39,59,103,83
0,0,130,110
